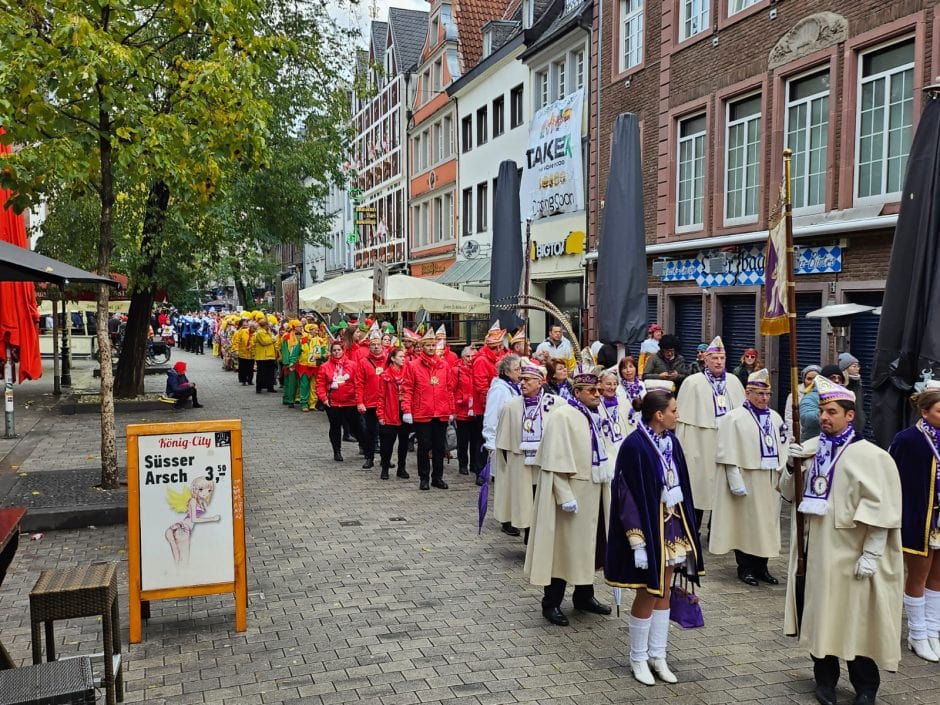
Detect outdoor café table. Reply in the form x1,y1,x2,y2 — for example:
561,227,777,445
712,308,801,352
0,506,27,669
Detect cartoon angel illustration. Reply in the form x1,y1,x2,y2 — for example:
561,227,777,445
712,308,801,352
164,476,221,567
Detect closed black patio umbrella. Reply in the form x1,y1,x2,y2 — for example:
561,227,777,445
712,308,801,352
489,160,524,329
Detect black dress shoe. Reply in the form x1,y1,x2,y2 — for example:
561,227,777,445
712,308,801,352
362,459,374,469
343,434,355,442
573,597,612,615
380,468,389,480
397,469,410,479
852,693,875,705
333,451,343,462
475,475,484,486
542,607,569,626
458,466,470,475
419,480,430,490
501,522,521,537
814,685,837,705
431,479,448,489
192,403,204,408
757,569,779,585
738,571,759,586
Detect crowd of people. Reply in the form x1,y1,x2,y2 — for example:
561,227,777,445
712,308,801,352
177,307,938,705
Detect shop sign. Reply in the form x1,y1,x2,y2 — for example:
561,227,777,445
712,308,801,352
659,245,842,287
531,230,585,261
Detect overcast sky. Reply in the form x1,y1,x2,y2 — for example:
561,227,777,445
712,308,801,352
332,0,431,46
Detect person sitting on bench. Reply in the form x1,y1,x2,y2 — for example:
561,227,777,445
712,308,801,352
166,361,203,408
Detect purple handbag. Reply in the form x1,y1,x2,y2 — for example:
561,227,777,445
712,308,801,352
669,572,704,629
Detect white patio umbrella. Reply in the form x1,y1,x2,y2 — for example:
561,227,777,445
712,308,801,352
299,271,489,314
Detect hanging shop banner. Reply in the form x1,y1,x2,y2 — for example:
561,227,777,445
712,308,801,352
127,419,247,643
659,245,842,286
520,87,585,221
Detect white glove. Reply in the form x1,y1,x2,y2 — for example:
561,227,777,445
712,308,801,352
633,547,648,570
561,499,578,513
726,467,748,496
854,551,879,579
788,442,813,462
402,413,413,425
329,382,338,390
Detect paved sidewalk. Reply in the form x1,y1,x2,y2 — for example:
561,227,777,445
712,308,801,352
0,351,938,704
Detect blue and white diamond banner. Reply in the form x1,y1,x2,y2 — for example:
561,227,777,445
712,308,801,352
658,245,841,287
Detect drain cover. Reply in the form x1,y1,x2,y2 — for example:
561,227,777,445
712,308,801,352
339,520,362,527
389,517,406,522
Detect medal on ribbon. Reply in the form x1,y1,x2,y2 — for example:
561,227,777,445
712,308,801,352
429,375,439,385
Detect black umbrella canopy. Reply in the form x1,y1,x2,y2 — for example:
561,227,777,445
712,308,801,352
871,91,940,447
596,113,647,345
489,160,524,329
0,240,117,286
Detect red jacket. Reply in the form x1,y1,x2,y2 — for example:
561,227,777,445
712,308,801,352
316,355,359,407
438,345,458,367
471,345,501,414
350,341,370,363
402,352,455,422
376,365,405,425
355,352,386,408
453,359,476,421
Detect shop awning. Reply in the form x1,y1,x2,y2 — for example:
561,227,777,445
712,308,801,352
436,257,491,286
0,240,118,286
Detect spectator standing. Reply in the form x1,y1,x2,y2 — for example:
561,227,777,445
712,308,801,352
637,324,663,375
534,323,573,364
839,352,866,434
642,334,688,389
732,348,762,389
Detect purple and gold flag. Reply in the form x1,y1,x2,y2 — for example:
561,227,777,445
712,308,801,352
760,188,789,336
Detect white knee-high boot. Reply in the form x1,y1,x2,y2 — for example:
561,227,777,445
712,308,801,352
648,609,678,683
924,588,940,654
629,615,655,686
904,593,939,662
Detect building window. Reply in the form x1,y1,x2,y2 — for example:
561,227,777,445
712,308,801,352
725,94,761,223
443,116,453,158
728,0,759,15
443,192,453,240
676,114,706,230
462,187,473,236
511,84,524,127
856,39,914,201
433,59,442,92
493,96,505,138
461,115,473,153
434,122,443,164
421,130,430,172
536,70,549,109
679,0,709,41
483,28,494,58
554,59,567,99
785,70,829,210
433,196,442,243
573,49,585,90
477,106,488,145
620,0,644,72
476,182,488,232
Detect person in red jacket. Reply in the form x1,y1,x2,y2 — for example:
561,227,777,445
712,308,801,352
472,320,506,420
401,328,420,362
316,340,363,462
453,345,481,476
434,325,459,367
376,347,411,481
355,328,385,470
402,330,456,490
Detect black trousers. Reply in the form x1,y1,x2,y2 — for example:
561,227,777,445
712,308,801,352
541,578,595,610
255,359,277,392
414,419,447,482
237,357,254,384
360,408,379,461
734,550,769,575
455,417,483,473
194,335,204,354
379,422,411,470
326,406,362,452
171,387,199,407
812,655,879,696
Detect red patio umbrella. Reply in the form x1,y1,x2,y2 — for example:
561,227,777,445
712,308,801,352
0,127,42,382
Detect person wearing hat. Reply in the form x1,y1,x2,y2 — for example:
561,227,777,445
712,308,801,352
710,369,786,586
642,334,688,388
676,336,745,531
509,327,529,358
782,377,903,705
839,352,866,434
280,320,304,407
688,343,709,376
787,365,821,444
800,364,844,443
732,347,762,390
637,323,663,375
493,358,561,541
525,351,613,627
453,345,481,477
401,327,420,362
231,318,254,386
355,327,387,469
434,325,458,366
296,324,320,411
252,316,278,393
472,321,507,460
165,361,203,409
887,383,940,662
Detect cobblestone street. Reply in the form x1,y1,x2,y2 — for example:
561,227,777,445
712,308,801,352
1,351,938,705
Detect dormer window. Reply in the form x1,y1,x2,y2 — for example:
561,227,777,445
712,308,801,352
523,0,534,29
431,16,439,46
483,27,493,57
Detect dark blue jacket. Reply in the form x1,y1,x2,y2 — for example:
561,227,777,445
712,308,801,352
889,425,938,555
166,370,192,396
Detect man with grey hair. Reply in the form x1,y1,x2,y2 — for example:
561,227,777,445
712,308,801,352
483,354,523,534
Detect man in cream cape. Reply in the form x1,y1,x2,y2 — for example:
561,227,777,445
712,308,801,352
494,359,560,539
780,376,902,705
676,336,745,530
525,353,612,626
710,368,786,586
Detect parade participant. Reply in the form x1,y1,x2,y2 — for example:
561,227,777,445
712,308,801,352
232,318,254,386
219,316,236,370
280,320,304,408
615,355,646,415
732,348,761,389
676,336,745,531
597,369,635,460
509,327,528,357
350,320,373,363
316,340,363,462
165,361,204,409
534,323,573,363
710,369,786,586
782,377,902,705
494,358,560,540
473,321,506,418
296,324,320,411
787,365,821,444
525,351,612,626
434,325,458,366
377,347,411,480
642,334,688,388
544,359,573,400
401,330,455,490
637,323,663,375
482,354,524,530
605,389,703,686
355,326,386,470
454,345,480,476
888,384,940,662
401,328,420,362
252,315,278,393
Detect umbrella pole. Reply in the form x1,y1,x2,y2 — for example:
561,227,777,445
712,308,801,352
3,342,15,439
523,219,531,339
52,297,61,396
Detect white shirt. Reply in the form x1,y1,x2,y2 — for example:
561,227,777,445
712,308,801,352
534,336,573,361
482,377,521,451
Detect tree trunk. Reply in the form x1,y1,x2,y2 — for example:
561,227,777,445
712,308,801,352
114,181,169,398
95,6,118,490
234,277,254,311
